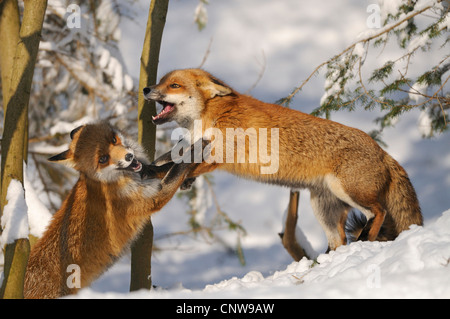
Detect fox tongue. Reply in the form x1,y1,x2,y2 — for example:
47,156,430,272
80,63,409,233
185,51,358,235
152,103,174,121
129,159,142,172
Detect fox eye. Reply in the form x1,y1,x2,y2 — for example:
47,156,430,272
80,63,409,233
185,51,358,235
170,83,180,89
98,155,109,164
112,136,117,144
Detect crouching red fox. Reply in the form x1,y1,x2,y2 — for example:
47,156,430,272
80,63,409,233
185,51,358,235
24,121,203,299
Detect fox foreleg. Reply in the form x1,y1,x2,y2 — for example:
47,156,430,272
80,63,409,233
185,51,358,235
149,138,211,190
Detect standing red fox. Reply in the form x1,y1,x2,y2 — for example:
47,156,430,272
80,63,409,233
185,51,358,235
24,121,201,299
143,68,423,251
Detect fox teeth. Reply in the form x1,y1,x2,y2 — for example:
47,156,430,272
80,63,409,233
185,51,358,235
152,104,173,120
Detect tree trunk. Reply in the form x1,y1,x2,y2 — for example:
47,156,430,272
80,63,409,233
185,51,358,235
0,0,20,109
129,0,169,292
0,0,48,299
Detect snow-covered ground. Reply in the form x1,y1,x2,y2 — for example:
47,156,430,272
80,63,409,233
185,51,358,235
76,209,450,299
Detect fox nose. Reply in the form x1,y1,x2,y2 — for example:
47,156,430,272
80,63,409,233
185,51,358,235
143,87,151,95
125,153,134,162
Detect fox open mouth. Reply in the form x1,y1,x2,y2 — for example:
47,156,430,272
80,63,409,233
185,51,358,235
152,101,175,124
121,158,142,173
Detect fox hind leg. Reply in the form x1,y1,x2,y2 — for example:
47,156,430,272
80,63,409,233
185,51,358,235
310,188,351,252
324,174,388,243
356,203,386,241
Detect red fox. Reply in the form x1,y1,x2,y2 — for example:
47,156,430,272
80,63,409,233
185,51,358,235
24,121,201,299
143,68,423,251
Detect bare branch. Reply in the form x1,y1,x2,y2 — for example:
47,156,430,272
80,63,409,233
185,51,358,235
245,50,267,94
198,37,213,69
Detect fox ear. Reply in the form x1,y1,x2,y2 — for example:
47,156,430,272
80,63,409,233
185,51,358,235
70,125,84,140
48,126,83,166
201,77,233,99
48,150,74,166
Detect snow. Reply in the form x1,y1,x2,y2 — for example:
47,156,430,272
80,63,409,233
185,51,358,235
441,11,450,30
407,33,430,53
96,1,121,41
49,116,94,136
98,48,110,69
418,111,433,137
194,0,209,30
71,210,450,298
353,42,366,58
0,180,29,245
409,81,428,104
0,164,52,246
23,167,52,239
